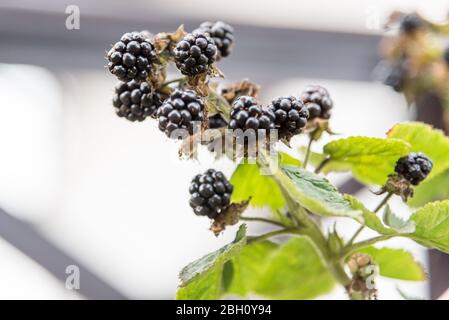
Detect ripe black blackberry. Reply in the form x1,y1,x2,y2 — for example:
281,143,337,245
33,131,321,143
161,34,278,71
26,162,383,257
228,96,274,132
113,80,163,121
189,169,233,219
174,32,217,76
107,31,157,82
394,152,433,185
400,14,423,35
266,96,309,137
156,89,204,137
300,85,333,120
208,114,228,129
195,21,234,60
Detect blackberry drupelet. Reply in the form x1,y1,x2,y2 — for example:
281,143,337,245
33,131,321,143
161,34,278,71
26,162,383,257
266,96,309,136
400,14,423,35
189,169,233,219
113,80,163,121
107,31,157,82
228,96,274,131
395,152,433,185
195,21,234,60
156,89,204,137
174,32,217,76
300,85,333,120
208,114,228,129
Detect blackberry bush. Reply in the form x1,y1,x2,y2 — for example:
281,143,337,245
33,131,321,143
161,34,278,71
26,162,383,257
156,89,204,137
195,21,234,60
188,169,233,219
105,19,449,302
174,32,217,76
113,80,163,121
107,31,157,82
395,152,433,185
266,96,309,138
300,85,333,120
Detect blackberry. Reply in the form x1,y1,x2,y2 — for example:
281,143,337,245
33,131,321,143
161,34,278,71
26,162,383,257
444,47,449,66
189,169,233,218
300,85,333,120
113,80,163,121
174,32,217,76
400,14,423,35
394,152,433,185
266,96,309,137
208,114,228,129
156,89,204,137
195,21,234,60
228,96,274,131
107,31,157,82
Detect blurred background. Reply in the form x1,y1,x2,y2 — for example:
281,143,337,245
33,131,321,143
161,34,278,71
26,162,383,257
0,0,448,299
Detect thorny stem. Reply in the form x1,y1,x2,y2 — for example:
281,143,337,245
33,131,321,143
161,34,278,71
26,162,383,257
314,157,331,174
240,216,286,228
345,192,394,247
302,136,314,168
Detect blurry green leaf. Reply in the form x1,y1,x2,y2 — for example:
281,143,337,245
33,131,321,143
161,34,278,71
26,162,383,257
322,136,410,185
229,152,300,211
408,201,449,253
408,169,449,207
382,205,416,233
281,166,362,218
358,246,426,281
387,122,449,179
176,225,247,300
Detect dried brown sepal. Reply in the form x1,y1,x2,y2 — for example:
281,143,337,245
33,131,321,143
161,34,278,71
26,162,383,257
221,79,260,105
304,118,335,141
379,174,414,201
208,65,225,79
153,25,187,55
210,199,250,236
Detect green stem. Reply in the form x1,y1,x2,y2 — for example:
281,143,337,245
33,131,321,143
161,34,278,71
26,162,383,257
314,157,331,174
302,136,314,168
240,216,286,228
341,234,397,259
373,192,393,213
247,228,297,244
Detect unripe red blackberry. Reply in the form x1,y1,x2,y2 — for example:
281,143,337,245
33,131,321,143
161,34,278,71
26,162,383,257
107,31,157,82
189,169,233,219
395,152,433,185
174,32,217,76
228,96,274,131
208,114,228,129
156,89,204,137
300,85,333,120
266,96,309,137
113,80,163,121
195,21,234,60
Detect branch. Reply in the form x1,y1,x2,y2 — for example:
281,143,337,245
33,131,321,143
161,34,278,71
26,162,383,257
240,216,286,228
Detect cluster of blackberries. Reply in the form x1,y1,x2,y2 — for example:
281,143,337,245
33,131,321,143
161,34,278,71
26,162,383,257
174,32,218,76
300,85,333,120
113,80,163,121
400,14,423,35
195,21,234,60
107,31,157,82
156,89,204,137
394,152,433,185
228,96,275,132
189,169,233,219
266,96,309,136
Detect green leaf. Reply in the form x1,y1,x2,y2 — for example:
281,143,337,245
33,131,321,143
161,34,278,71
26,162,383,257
281,166,362,218
387,122,449,180
408,169,449,207
176,225,247,300
357,246,426,281
408,201,449,253
345,195,397,235
382,205,416,233
229,152,300,211
322,136,411,185
253,238,335,299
